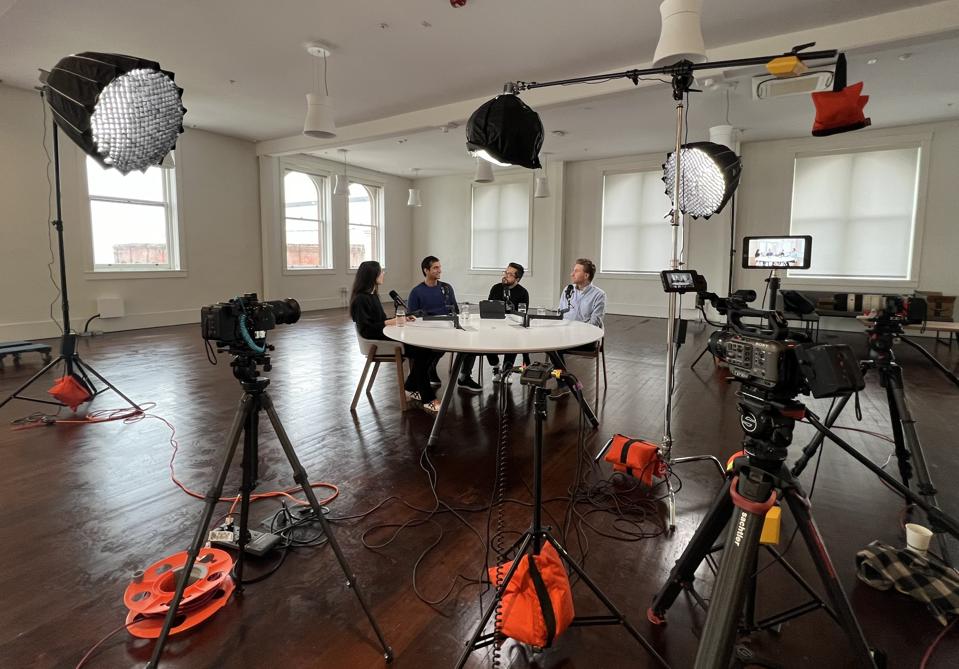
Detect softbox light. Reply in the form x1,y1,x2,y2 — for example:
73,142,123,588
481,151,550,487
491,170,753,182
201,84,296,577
45,52,186,174
466,94,543,169
663,141,742,219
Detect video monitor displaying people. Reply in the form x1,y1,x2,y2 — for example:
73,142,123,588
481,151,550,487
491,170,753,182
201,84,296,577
742,235,812,269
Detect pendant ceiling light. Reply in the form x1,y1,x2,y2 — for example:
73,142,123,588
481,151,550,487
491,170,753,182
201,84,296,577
653,0,707,67
533,152,551,198
473,157,494,183
407,168,423,207
303,42,336,139
333,148,350,195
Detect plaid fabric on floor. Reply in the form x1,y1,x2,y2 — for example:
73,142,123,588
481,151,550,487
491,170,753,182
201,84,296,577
856,540,959,626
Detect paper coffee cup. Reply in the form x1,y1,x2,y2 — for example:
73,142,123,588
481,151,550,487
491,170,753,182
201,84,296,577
905,523,933,556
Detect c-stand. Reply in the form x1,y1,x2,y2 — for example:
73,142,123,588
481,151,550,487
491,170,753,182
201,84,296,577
792,316,959,563
649,388,881,669
455,363,667,668
146,351,392,667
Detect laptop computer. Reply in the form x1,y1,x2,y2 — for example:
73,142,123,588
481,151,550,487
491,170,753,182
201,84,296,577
479,300,507,319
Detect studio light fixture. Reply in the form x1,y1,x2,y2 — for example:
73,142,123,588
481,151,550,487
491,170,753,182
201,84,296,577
303,42,336,139
407,168,423,207
466,89,543,169
1,51,186,413
333,148,349,195
473,157,494,183
662,141,742,219
43,52,185,174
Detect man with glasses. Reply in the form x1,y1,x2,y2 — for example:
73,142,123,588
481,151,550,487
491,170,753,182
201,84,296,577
485,262,531,383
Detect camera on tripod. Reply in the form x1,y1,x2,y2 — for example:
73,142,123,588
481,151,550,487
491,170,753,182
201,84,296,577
200,294,301,350
867,294,927,326
663,270,863,399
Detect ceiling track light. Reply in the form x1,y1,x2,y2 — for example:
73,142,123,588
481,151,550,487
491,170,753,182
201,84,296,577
303,42,336,139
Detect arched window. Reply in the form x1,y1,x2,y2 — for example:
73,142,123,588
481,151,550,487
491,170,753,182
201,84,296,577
284,170,330,269
348,182,382,269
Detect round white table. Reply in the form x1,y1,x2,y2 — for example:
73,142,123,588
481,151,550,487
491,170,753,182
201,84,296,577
384,316,603,445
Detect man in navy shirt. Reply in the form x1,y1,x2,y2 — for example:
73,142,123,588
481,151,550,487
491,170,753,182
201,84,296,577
408,256,482,393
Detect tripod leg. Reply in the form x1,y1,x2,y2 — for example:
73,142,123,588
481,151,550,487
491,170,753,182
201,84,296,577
694,470,773,669
884,380,912,487
690,345,710,370
0,355,63,410
147,393,251,669
547,350,599,428
791,393,850,478
233,395,260,590
454,533,535,669
546,534,670,668
73,356,142,411
650,476,735,620
885,368,951,562
260,393,393,662
783,488,877,668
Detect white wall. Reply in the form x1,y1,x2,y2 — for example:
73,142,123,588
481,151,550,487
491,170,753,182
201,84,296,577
733,119,959,328
259,155,414,310
0,84,262,341
410,161,564,308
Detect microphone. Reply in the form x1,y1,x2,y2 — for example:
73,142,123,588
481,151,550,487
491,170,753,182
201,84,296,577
504,286,512,312
558,284,574,314
388,290,408,309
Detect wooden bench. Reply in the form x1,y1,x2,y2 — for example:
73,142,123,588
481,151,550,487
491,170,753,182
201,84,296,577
0,341,53,369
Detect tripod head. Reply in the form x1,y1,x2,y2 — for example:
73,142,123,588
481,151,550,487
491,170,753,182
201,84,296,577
737,389,807,468
229,351,272,391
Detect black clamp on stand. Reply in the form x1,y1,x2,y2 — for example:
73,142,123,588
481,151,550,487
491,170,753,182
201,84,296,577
454,363,668,668
146,351,392,667
649,390,882,669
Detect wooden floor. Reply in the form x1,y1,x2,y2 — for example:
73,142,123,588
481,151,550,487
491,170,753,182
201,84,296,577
1,311,958,669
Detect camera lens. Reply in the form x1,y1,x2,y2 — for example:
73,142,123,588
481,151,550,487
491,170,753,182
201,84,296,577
268,298,301,325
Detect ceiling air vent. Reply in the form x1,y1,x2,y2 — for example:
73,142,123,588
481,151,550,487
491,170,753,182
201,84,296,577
752,70,834,100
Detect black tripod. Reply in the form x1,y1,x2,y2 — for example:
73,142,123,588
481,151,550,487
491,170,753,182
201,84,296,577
0,117,140,413
147,354,392,667
649,389,880,669
455,367,668,668
793,316,959,563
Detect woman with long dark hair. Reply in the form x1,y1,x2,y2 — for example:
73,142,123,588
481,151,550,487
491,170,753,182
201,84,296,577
349,260,440,413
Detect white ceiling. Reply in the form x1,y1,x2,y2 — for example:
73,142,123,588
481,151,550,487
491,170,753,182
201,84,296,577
2,0,958,177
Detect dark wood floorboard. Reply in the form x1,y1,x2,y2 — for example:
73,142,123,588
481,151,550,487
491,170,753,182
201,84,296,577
1,312,958,668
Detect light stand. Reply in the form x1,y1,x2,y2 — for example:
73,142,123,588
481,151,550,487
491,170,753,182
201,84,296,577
0,117,141,413
454,366,666,668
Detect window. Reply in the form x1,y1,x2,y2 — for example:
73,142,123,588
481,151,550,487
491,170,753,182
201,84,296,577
600,170,674,273
85,156,180,270
283,170,331,269
788,147,921,281
348,182,383,269
471,180,530,269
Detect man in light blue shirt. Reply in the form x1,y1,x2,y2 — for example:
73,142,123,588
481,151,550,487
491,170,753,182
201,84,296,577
558,258,606,327
552,258,605,399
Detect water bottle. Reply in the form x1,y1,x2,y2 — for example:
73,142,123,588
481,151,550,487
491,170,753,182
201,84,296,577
518,303,527,315
461,303,470,321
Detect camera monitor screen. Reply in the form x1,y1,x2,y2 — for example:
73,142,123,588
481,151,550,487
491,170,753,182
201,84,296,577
742,235,812,270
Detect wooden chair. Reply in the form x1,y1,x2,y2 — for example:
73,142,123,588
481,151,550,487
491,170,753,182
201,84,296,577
562,337,607,410
351,329,408,412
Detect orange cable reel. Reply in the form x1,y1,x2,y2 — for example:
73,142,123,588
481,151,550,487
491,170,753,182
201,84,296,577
123,548,235,638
